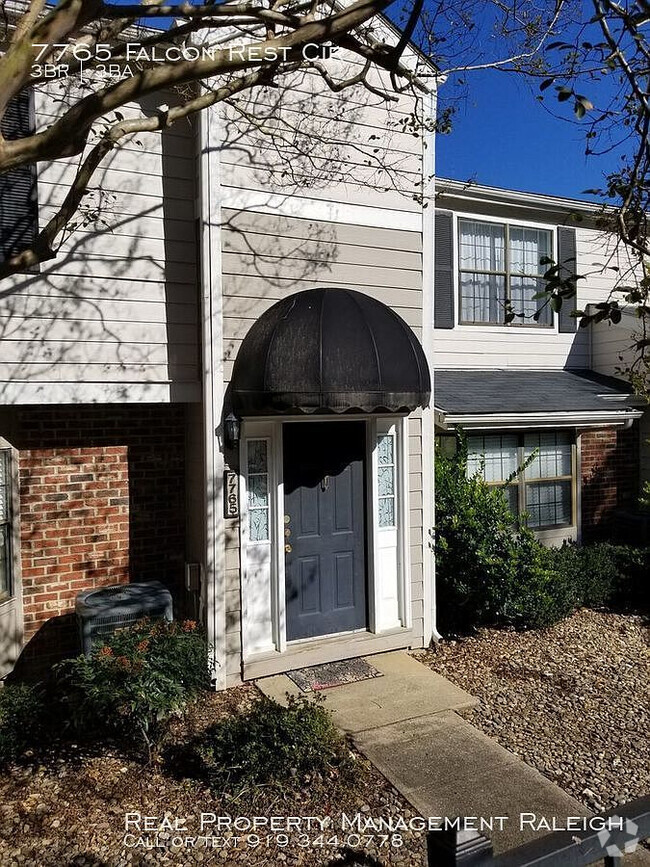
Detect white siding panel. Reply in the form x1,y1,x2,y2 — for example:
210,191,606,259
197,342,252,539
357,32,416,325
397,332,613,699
220,56,424,216
432,218,637,370
0,92,199,403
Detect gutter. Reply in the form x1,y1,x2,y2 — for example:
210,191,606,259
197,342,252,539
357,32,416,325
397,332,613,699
435,408,644,431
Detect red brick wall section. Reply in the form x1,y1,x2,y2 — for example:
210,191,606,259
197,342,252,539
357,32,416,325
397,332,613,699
20,446,130,643
12,405,186,671
581,425,639,540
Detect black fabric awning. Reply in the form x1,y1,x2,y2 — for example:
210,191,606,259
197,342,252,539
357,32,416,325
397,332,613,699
231,287,431,416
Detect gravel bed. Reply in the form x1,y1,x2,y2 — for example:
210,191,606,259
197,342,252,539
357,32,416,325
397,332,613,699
416,609,650,813
0,685,426,867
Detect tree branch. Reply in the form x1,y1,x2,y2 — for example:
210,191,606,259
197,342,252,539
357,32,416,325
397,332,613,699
0,65,276,279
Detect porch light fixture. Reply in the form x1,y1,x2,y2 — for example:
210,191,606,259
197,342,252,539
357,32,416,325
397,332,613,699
224,412,241,449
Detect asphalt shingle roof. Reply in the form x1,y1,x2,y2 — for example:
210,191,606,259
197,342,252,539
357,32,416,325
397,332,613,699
435,369,634,415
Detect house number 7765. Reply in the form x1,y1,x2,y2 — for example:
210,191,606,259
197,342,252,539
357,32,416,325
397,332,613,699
224,471,239,518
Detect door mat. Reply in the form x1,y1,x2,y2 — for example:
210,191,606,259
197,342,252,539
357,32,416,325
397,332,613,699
287,658,383,692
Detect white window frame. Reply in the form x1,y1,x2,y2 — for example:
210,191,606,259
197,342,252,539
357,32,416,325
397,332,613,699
464,430,577,532
0,437,23,676
453,211,558,331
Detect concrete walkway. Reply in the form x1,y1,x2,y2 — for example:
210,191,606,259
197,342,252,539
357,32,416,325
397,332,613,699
258,651,650,861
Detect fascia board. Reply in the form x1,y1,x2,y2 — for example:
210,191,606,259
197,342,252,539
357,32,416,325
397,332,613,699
435,409,644,430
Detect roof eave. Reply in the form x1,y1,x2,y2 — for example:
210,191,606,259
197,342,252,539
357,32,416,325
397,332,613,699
435,177,605,219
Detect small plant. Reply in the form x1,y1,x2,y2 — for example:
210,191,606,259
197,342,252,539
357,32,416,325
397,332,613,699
191,695,355,795
54,618,210,756
0,682,45,765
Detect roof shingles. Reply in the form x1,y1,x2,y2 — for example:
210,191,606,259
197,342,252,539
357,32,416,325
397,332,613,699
434,369,634,415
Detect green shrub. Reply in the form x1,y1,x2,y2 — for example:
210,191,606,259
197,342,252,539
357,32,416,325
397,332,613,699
548,542,649,611
191,695,354,795
0,682,44,765
609,545,648,609
54,618,210,754
434,438,650,633
434,439,578,632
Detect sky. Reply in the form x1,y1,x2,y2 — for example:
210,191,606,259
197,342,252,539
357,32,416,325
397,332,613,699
435,68,618,201
102,0,623,202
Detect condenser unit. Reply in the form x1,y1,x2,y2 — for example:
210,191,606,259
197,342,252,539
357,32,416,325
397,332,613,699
76,581,173,656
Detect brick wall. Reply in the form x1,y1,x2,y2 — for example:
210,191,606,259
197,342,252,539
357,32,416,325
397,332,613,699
20,446,130,643
13,405,186,670
581,425,638,540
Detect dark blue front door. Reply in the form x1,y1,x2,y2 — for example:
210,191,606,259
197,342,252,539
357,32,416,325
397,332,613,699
283,422,367,641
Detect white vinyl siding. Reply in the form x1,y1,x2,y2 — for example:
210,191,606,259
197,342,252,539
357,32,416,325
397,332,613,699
0,91,200,403
221,212,426,676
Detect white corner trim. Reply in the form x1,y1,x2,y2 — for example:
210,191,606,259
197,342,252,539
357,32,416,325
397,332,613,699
199,103,227,689
421,90,439,643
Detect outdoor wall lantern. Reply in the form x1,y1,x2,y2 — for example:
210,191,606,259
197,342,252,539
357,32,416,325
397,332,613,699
224,412,241,449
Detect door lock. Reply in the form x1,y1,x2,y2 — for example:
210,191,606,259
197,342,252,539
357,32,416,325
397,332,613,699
321,474,330,492
285,543,292,554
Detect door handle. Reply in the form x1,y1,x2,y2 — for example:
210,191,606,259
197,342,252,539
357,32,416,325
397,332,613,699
285,543,292,554
321,475,330,492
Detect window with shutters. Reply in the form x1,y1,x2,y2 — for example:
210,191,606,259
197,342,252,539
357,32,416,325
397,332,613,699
0,89,38,266
458,219,553,326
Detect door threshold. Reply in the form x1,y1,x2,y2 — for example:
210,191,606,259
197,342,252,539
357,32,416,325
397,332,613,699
243,626,415,681
287,627,368,646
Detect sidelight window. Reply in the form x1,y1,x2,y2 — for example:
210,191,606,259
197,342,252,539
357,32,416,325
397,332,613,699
377,433,396,528
247,439,270,543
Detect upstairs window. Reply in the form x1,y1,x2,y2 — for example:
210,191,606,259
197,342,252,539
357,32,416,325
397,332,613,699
459,219,553,326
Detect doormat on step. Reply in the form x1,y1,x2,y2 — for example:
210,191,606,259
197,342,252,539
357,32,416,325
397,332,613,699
287,658,383,692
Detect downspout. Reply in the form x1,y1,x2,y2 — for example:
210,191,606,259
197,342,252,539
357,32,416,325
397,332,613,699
197,99,227,689
421,85,442,642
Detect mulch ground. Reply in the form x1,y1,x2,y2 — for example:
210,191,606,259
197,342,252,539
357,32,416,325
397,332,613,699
416,608,650,813
0,684,426,867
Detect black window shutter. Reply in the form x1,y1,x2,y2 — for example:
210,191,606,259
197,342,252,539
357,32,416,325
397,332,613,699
557,226,577,333
435,209,454,328
0,89,38,264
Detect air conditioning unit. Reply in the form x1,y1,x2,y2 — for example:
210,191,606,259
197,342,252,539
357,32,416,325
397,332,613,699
76,581,173,656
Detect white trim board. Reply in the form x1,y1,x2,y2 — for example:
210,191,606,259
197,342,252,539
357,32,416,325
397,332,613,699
0,381,201,404
198,102,227,689
436,409,642,429
220,189,421,231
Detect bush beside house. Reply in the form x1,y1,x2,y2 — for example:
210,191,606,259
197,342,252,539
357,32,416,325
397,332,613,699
53,618,210,755
0,618,352,803
189,695,355,796
434,441,649,634
0,682,45,764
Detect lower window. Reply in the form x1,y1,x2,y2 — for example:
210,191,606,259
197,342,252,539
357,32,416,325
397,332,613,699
466,431,574,530
0,450,13,600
